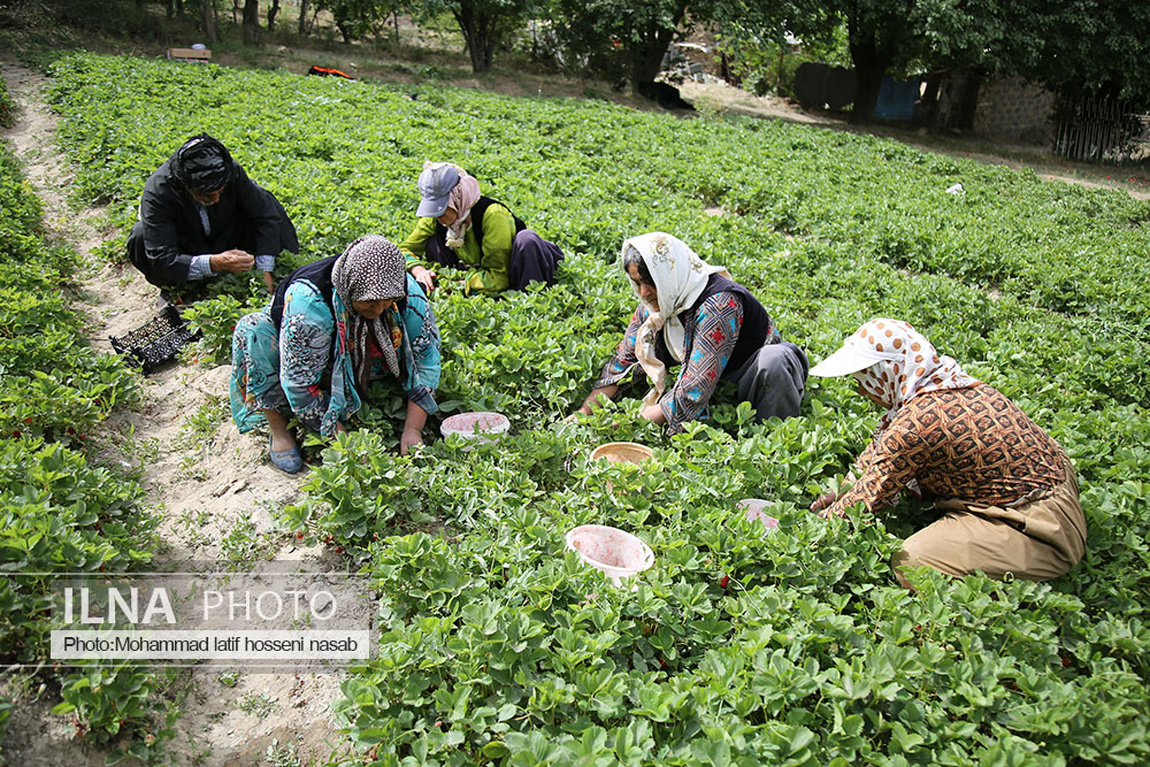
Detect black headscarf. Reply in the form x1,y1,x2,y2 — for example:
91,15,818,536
173,134,232,193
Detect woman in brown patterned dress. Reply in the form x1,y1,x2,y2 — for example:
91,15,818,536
808,318,1086,588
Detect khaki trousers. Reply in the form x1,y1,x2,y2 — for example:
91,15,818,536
893,453,1087,582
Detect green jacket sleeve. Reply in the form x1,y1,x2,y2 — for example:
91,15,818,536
399,217,437,271
465,203,514,293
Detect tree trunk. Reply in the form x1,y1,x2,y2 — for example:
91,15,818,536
628,34,669,94
267,0,279,31
958,71,982,129
455,3,493,73
481,23,496,71
242,0,261,46
848,24,894,125
629,45,662,91
334,11,353,43
166,0,174,19
627,4,686,96
851,63,884,124
201,0,217,43
298,0,309,34
920,71,941,124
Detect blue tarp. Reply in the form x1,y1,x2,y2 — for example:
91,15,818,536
875,76,922,121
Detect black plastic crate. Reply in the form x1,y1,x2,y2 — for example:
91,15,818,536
110,305,202,374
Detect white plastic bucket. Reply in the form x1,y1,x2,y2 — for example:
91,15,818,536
566,525,654,586
440,412,510,448
737,498,780,532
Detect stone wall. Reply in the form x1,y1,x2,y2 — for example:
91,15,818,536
973,75,1055,144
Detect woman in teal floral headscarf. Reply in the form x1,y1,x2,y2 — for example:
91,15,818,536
231,235,441,472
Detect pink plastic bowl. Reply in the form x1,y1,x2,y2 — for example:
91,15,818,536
440,412,510,445
737,498,780,532
566,525,655,586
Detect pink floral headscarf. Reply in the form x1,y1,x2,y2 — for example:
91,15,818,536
849,318,980,432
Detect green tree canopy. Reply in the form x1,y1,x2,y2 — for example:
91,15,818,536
729,0,1150,121
999,0,1150,106
409,0,536,72
728,0,1003,123
315,0,408,43
552,0,693,94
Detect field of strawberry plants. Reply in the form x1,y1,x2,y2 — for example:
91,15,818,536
30,51,1150,764
0,74,176,763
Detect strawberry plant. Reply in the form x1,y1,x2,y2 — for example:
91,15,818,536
0,141,163,757
34,52,1150,765
0,82,14,130
52,665,181,763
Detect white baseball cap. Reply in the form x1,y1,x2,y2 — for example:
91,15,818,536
809,337,894,377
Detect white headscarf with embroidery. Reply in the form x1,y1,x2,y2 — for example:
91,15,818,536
849,318,980,433
622,232,729,407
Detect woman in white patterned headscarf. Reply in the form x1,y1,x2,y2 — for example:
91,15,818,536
808,319,1085,588
231,235,442,472
572,232,808,434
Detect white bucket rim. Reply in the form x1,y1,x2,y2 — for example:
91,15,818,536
589,441,654,463
566,524,655,575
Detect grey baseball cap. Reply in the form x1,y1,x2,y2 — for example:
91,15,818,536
416,163,461,218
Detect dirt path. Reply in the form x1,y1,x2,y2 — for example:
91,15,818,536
679,79,1150,201
1,60,351,767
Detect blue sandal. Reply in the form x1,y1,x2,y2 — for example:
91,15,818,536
268,435,305,474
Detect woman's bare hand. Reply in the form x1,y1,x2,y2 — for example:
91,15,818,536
809,491,837,513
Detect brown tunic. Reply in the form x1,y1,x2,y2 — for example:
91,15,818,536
828,384,1067,517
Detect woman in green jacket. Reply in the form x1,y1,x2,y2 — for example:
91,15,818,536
400,162,564,294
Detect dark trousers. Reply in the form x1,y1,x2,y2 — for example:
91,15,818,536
126,201,298,289
728,341,808,421
125,220,170,288
424,229,564,291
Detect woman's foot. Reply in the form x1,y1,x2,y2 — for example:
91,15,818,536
269,429,296,453
268,434,304,474
263,409,304,474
